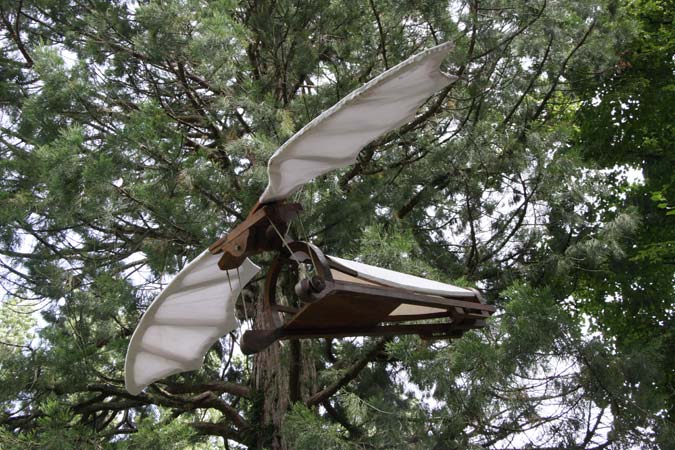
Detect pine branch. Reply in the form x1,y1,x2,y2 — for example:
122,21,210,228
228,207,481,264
369,0,389,69
80,383,250,434
0,2,33,68
322,400,363,439
161,381,251,399
192,421,243,443
500,34,555,129
306,337,391,406
529,19,597,126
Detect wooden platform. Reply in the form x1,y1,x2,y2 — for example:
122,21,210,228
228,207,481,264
241,242,495,354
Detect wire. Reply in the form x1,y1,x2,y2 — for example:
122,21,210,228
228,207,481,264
267,217,296,258
296,216,319,275
225,269,233,291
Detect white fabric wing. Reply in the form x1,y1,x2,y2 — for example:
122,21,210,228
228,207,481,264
125,250,260,395
328,255,475,299
259,41,456,203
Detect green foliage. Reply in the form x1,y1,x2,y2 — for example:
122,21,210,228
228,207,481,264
0,299,37,411
0,0,672,448
112,414,198,450
0,299,35,352
571,0,675,432
284,404,353,450
350,223,455,285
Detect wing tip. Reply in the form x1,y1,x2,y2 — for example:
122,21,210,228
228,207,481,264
125,382,143,396
125,345,206,394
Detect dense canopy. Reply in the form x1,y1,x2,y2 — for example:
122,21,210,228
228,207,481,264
0,0,673,449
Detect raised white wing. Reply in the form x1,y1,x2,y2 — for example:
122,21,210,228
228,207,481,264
125,251,260,395
260,41,456,203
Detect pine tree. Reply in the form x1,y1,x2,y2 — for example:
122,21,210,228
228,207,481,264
0,1,671,448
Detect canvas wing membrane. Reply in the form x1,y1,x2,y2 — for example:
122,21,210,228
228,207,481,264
125,251,260,395
327,255,475,299
259,41,456,203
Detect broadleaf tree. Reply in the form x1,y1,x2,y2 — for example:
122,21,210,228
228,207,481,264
0,0,672,449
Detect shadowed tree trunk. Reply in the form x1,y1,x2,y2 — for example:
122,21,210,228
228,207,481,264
250,267,318,449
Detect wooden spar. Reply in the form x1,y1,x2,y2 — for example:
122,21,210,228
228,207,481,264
241,322,484,355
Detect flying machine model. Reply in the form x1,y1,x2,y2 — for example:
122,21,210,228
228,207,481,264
125,42,496,395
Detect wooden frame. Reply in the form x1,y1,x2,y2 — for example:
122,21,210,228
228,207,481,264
209,202,302,270
241,241,495,354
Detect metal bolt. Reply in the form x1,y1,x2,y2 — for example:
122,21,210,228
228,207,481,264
309,276,325,292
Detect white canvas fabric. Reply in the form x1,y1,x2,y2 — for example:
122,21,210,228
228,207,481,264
259,41,456,203
125,251,260,394
328,255,475,299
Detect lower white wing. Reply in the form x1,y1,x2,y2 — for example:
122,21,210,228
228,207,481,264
259,41,456,203
125,250,260,395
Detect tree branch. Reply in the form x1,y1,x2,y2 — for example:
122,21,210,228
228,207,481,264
192,420,243,443
307,337,391,406
529,20,596,125
369,0,389,69
0,3,34,68
161,381,251,398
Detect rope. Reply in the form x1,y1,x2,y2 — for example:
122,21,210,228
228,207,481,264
267,217,295,257
225,269,233,291
236,265,249,323
296,215,319,275
268,216,320,282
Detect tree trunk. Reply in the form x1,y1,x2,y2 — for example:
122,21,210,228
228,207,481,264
251,285,317,449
